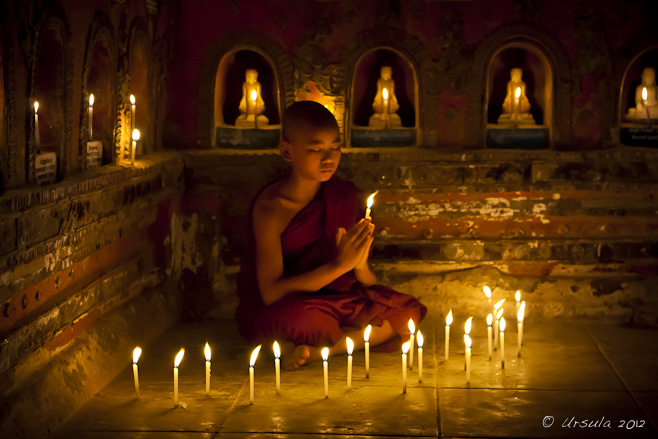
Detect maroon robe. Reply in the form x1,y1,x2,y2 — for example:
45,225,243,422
235,176,427,347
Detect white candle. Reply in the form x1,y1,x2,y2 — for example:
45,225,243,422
364,324,371,378
417,331,424,383
408,319,415,370
402,340,410,394
251,90,258,129
321,347,329,399
515,291,521,316
365,191,378,220
132,347,141,398
464,334,472,384
445,309,453,359
518,301,526,356
88,94,94,140
643,87,650,119
131,129,140,165
483,285,492,307
204,342,211,396
500,317,506,369
273,341,281,394
249,345,261,404
486,313,493,360
464,316,473,370
346,337,353,388
515,87,521,115
493,300,505,349
130,94,136,135
173,348,185,406
383,88,389,127
34,101,40,151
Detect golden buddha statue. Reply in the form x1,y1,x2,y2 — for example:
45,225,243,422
497,68,536,125
626,67,658,121
236,69,269,128
369,66,402,128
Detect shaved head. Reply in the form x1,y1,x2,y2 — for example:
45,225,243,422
282,101,339,143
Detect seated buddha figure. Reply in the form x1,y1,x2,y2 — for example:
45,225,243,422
497,68,536,125
236,69,269,128
626,67,658,121
369,66,402,128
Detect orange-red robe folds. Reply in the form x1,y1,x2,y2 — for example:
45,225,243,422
235,176,427,347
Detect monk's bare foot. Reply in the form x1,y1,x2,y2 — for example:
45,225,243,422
281,343,311,371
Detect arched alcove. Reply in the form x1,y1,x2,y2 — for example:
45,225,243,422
34,19,67,182
485,41,553,149
349,48,418,147
129,31,150,154
619,47,658,147
213,48,281,148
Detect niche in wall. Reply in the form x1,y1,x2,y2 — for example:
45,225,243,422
85,37,115,166
129,32,150,155
619,48,658,148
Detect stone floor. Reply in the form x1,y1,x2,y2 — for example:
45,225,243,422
56,317,658,439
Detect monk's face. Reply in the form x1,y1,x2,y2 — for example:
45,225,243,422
281,126,341,182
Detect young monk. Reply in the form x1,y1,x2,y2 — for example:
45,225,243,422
235,101,426,370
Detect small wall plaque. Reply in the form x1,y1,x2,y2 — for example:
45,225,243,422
86,141,103,169
35,152,57,185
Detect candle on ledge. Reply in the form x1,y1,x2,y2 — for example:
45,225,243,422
643,87,650,120
321,347,329,399
88,94,94,140
273,341,281,394
417,331,424,383
401,340,410,394
130,94,136,134
515,87,521,114
34,101,40,151
486,313,493,360
464,334,472,385
517,301,526,357
364,324,372,378
131,129,140,165
365,191,378,220
500,317,506,369
204,342,211,396
408,319,416,370
249,345,261,405
493,299,505,349
346,337,354,388
445,309,453,359
173,348,185,406
464,316,473,370
383,87,389,127
132,347,142,398
515,290,521,316
251,89,258,129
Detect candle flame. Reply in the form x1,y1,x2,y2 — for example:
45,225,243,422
464,316,473,335
643,87,648,101
500,317,507,332
464,334,472,349
174,348,185,368
446,309,453,326
518,301,526,322
321,347,329,361
89,94,94,107
251,90,258,101
496,308,504,320
133,347,142,364
494,299,506,310
486,313,493,326
383,88,389,100
132,129,141,142
34,101,39,113
273,341,280,359
515,87,521,99
366,191,378,209
346,337,354,355
417,331,424,348
204,342,211,362
402,340,411,354
515,290,521,302
364,324,372,342
483,286,491,299
249,345,262,367
408,318,415,334
130,94,136,105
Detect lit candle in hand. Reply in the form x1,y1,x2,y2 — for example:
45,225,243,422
486,313,493,360
249,345,261,404
445,309,453,359
204,343,211,396
500,317,506,369
173,348,185,406
401,340,410,394
464,334,472,384
132,347,141,398
364,324,372,378
321,347,329,399
408,319,416,370
517,301,526,357
273,341,281,394
88,94,94,140
34,101,40,151
417,331,424,383
365,191,378,220
346,337,354,388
